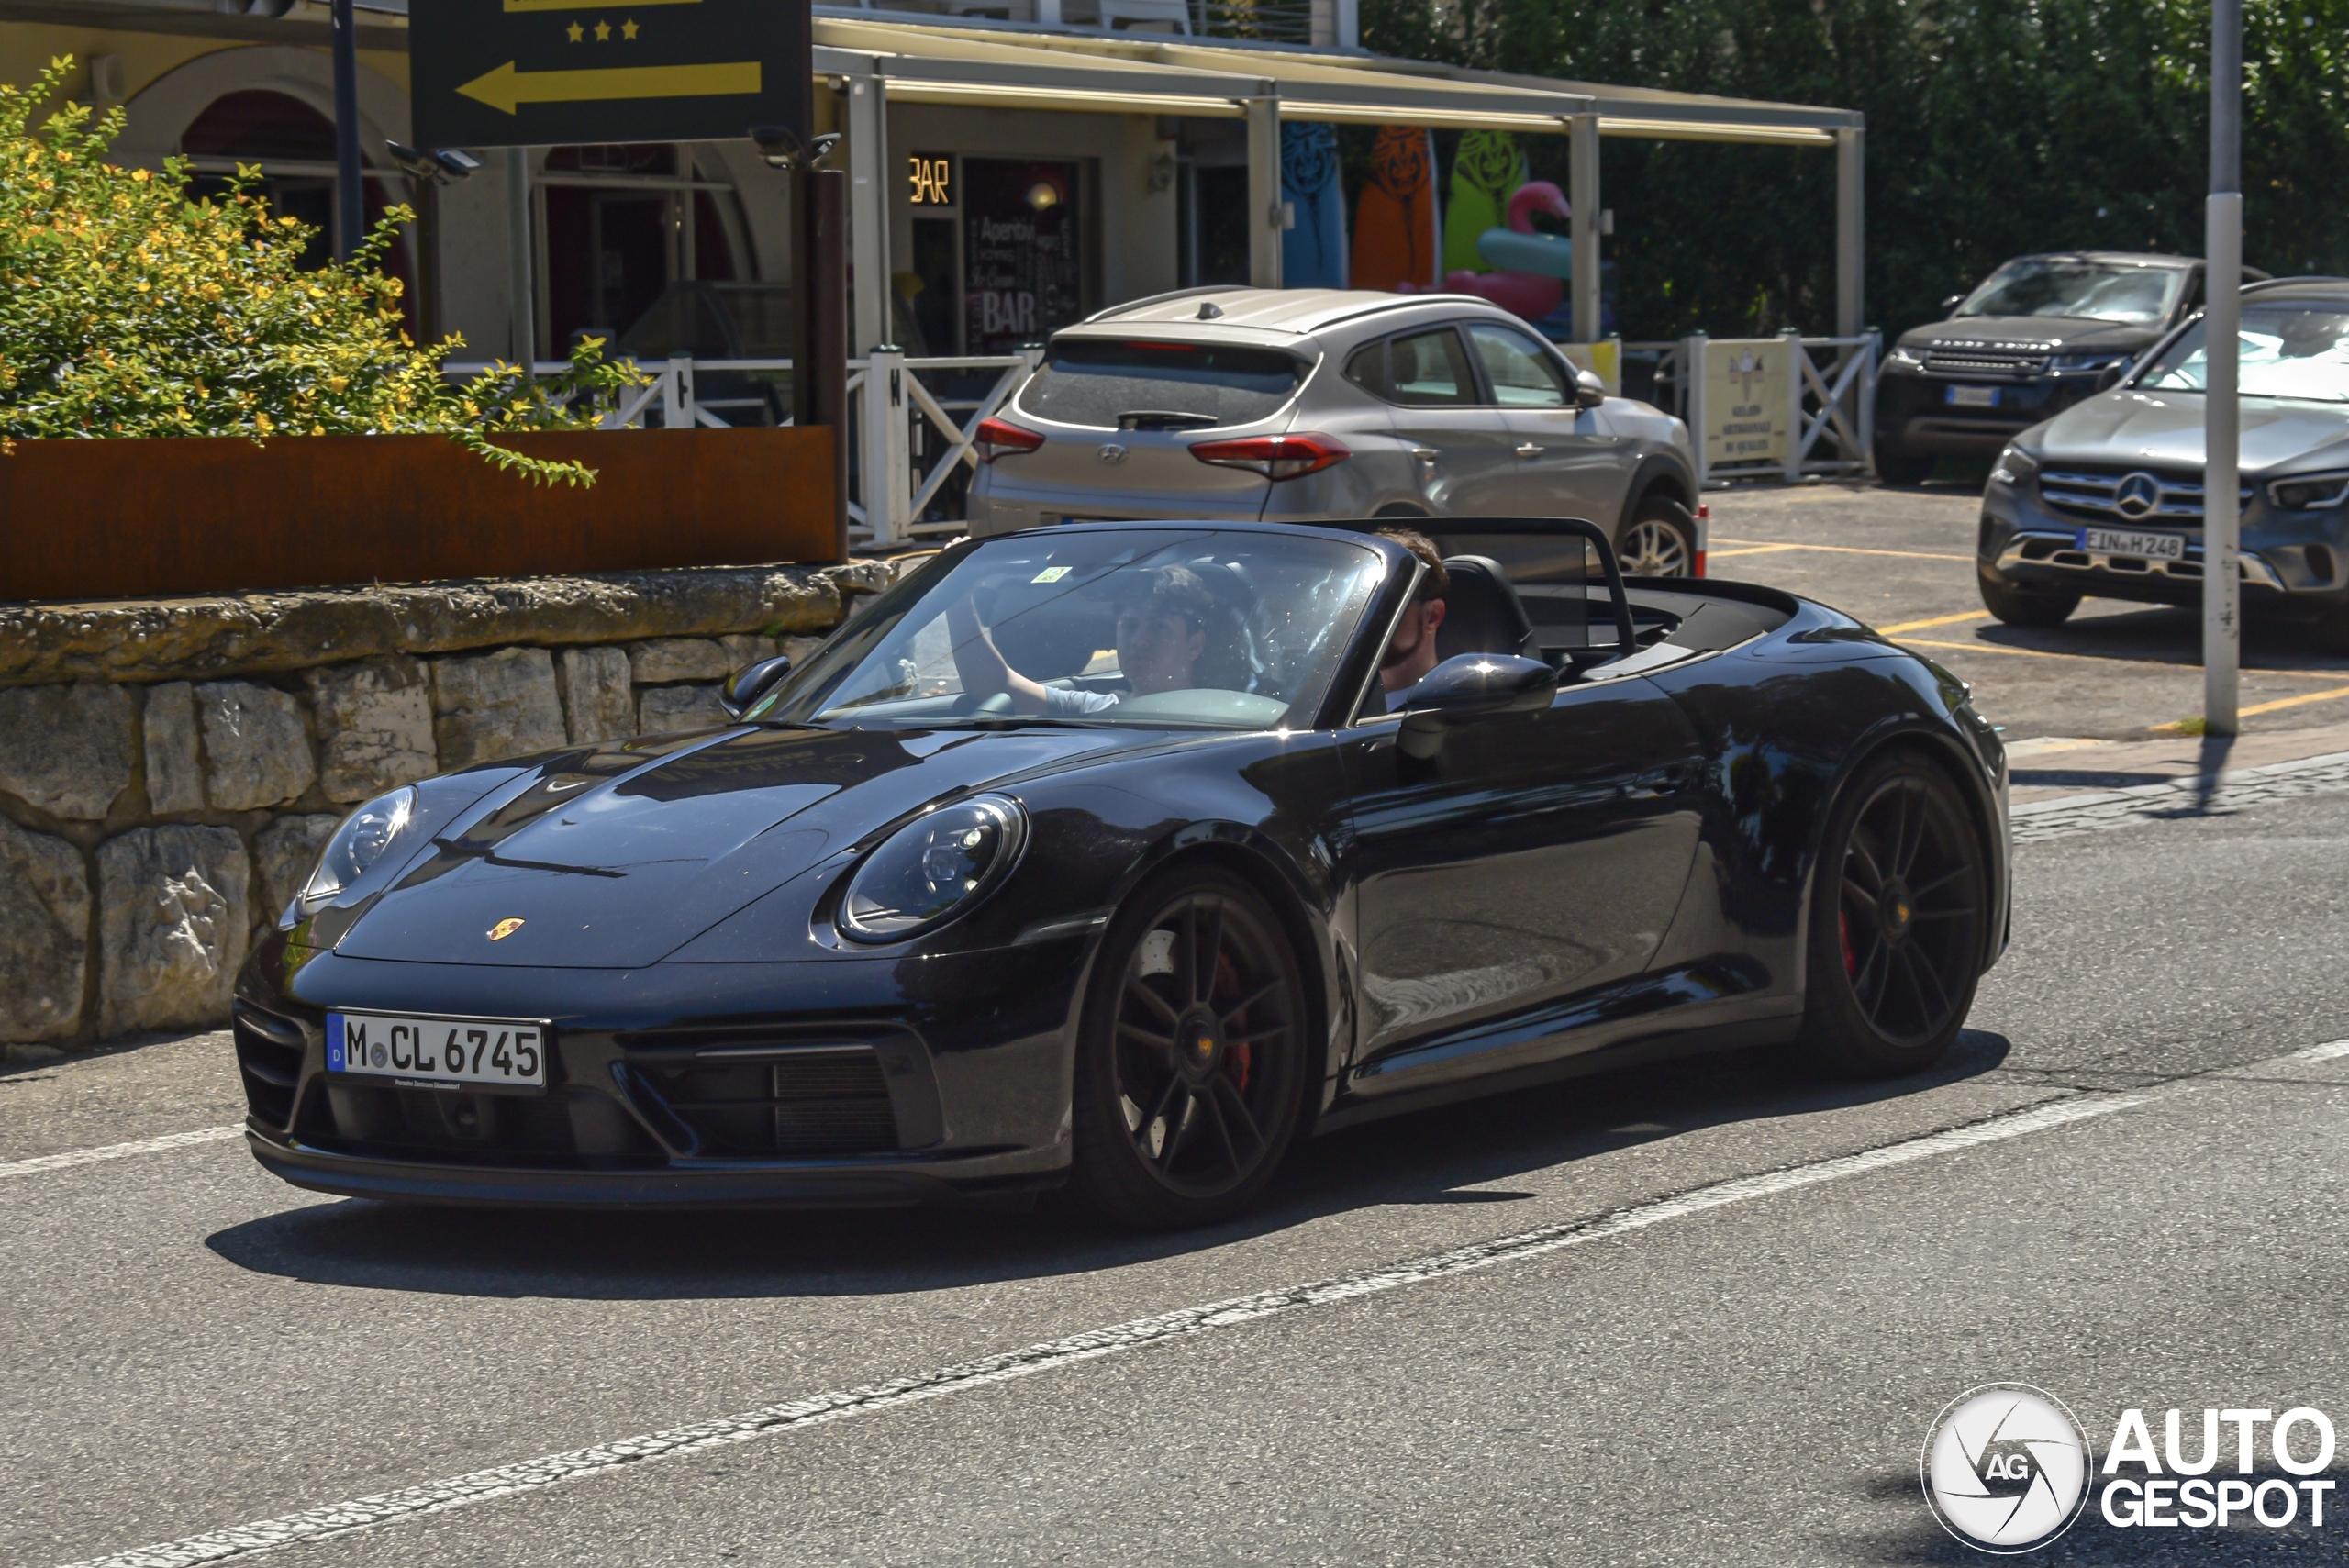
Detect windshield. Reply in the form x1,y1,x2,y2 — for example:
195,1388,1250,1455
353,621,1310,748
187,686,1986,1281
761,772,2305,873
1955,260,2186,326
2135,304,2349,404
1018,340,1305,430
749,529,1387,731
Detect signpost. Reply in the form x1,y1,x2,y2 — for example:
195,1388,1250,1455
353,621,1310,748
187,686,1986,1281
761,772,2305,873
403,0,843,558
2204,0,2243,734
408,0,807,150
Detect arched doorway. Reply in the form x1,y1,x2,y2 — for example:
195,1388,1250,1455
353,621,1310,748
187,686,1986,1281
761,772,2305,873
178,90,414,327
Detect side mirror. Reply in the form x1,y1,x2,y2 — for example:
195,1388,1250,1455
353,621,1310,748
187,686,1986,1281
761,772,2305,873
1572,368,1607,409
720,653,793,718
1941,294,1965,316
1397,653,1556,720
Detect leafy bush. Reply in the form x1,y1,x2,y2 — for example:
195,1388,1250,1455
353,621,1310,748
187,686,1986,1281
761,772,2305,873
0,56,642,483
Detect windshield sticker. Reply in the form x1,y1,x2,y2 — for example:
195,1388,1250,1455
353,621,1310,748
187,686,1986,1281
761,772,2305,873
1031,566,1072,583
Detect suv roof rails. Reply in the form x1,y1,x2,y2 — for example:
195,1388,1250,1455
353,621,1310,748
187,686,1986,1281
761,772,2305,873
1080,285,1249,325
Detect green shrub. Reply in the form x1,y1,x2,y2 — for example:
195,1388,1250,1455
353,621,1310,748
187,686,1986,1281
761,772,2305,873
0,56,642,484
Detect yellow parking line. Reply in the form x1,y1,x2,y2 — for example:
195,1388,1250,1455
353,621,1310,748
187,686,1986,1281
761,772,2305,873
1705,543,1804,559
1709,537,1975,562
1876,610,1994,636
2236,684,2349,717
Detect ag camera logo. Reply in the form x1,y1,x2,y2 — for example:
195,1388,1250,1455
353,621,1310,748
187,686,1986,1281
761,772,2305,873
1921,1384,2094,1552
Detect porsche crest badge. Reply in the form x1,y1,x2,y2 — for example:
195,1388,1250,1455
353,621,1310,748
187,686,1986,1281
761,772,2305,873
487,917,526,941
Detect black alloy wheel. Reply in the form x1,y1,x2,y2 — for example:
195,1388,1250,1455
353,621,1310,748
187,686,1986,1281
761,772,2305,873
1978,573,2080,628
1793,751,1987,1076
1068,867,1308,1228
1617,495,1697,578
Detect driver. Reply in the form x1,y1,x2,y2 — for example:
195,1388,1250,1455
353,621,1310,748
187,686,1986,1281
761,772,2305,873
946,564,1213,717
1376,527,1449,706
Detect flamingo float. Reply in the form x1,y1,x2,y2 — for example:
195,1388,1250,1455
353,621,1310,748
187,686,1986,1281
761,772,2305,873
1399,181,1574,325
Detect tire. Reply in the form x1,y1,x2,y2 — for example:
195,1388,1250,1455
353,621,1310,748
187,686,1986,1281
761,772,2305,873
1617,495,1697,578
1874,443,1934,486
1978,573,2080,628
2316,601,2349,656
1066,866,1309,1228
1790,751,1989,1077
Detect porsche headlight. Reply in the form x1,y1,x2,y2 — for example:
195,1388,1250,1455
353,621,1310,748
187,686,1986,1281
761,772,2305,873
837,794,1028,943
295,786,417,917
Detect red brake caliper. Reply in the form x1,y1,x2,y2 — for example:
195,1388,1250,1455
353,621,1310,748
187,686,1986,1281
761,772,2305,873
1218,951,1251,1093
1840,908,1857,977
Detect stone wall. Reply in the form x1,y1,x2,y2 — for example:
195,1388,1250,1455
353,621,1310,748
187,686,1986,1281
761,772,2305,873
0,561,895,1052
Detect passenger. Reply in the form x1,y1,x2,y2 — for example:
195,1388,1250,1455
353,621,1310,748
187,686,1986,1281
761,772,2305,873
946,564,1214,717
1375,527,1449,706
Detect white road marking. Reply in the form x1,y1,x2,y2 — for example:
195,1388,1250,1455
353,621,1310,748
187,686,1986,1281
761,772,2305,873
0,1125,242,1181
2290,1038,2349,1063
54,1090,2155,1568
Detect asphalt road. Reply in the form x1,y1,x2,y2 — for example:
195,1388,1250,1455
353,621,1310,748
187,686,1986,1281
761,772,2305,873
1702,480,2349,742
7,751,2349,1562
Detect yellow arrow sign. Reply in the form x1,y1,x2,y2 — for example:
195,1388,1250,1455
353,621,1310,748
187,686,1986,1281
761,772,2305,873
456,59,763,114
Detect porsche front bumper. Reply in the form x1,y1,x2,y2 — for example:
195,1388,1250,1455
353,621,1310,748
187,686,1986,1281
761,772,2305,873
231,932,1093,1208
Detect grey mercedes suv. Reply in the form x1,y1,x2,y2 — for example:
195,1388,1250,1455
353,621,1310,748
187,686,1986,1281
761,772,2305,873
966,287,1705,576
1977,276,2349,647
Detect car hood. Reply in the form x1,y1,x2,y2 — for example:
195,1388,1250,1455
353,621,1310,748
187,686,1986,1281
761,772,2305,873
332,724,1137,968
1902,316,2165,352
2032,388,2349,475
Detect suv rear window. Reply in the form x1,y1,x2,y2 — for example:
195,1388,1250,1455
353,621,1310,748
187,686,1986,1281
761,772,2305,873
1019,340,1304,430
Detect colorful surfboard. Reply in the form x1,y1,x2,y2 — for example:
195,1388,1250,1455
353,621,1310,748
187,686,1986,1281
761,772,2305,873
1280,122,1348,290
1350,126,1439,293
1442,130,1524,278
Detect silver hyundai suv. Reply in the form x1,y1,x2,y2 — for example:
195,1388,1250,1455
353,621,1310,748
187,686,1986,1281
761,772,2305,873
966,288,1705,575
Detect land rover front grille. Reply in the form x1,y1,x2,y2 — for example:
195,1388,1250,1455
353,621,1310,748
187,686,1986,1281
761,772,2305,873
1923,347,2051,376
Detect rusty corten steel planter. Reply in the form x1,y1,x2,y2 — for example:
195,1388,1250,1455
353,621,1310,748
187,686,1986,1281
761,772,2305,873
0,426,841,603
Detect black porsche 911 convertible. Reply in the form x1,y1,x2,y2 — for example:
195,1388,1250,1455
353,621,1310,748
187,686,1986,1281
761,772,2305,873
232,518,2009,1228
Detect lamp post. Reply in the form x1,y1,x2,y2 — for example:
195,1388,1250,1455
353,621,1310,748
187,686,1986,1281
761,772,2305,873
331,0,362,263
2204,0,2243,734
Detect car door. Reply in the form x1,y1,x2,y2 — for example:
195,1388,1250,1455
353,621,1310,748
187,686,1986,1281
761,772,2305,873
1464,320,1637,521
1338,672,1706,1096
1363,325,1526,516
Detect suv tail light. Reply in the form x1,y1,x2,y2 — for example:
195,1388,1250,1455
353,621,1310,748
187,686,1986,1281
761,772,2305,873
1187,432,1351,482
974,417,1045,462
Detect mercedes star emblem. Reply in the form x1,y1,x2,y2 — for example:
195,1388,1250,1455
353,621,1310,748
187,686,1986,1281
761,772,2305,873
2112,472,2162,521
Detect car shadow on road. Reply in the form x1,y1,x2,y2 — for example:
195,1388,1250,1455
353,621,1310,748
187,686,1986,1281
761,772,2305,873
1971,604,2348,673
204,1029,2015,1303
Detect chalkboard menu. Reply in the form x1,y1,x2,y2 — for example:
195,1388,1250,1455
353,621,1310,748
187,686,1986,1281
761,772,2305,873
963,158,1083,354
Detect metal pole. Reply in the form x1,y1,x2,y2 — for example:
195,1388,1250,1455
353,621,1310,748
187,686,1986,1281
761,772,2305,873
1567,114,1600,347
505,147,536,369
330,0,362,262
2205,0,2242,733
1243,94,1283,289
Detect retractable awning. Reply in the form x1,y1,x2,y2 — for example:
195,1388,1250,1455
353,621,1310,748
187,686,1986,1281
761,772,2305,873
812,13,1864,350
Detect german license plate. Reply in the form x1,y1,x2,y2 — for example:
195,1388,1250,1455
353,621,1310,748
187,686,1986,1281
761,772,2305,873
1945,385,2000,407
327,1010,549,1091
2084,527,2186,561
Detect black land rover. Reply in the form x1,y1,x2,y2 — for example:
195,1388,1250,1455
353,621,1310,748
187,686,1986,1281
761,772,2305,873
1874,251,2268,484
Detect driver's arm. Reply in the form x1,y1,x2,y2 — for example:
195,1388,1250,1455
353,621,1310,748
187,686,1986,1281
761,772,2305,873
944,593,1053,715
